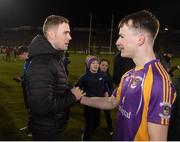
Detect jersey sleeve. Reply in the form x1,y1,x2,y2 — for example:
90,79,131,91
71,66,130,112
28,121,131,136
147,63,176,125
113,72,128,101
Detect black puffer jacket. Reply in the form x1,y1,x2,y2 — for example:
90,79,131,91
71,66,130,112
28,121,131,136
27,35,76,135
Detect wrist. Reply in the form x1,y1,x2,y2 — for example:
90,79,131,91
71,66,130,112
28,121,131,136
79,95,84,102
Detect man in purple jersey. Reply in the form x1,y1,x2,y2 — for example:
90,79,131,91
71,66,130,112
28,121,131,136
79,10,176,141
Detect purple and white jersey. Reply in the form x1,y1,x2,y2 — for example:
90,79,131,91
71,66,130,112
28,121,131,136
113,59,176,141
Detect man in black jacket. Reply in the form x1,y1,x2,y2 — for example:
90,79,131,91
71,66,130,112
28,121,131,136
113,52,135,87
27,15,84,140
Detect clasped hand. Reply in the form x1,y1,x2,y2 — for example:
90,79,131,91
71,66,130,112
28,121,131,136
71,87,86,101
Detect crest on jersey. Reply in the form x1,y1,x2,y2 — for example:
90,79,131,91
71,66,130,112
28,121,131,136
159,102,171,119
130,76,143,88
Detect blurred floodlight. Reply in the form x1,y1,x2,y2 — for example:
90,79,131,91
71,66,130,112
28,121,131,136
165,28,168,31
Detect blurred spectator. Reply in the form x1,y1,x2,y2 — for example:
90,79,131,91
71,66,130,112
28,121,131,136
5,47,11,61
13,45,32,137
162,51,180,140
160,50,180,77
113,52,135,86
13,47,18,60
99,58,114,138
168,77,180,140
62,51,71,75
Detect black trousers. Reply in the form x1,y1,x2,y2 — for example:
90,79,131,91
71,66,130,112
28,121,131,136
82,106,101,141
104,110,113,133
32,132,62,141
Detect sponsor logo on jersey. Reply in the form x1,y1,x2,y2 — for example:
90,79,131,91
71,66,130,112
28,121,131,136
119,105,131,119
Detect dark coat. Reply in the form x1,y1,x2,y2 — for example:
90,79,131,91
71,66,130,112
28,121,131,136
75,70,109,97
113,53,135,86
27,35,76,135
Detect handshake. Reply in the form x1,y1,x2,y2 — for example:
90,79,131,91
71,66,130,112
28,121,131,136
71,87,86,101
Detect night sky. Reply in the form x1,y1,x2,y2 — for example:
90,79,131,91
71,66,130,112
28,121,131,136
0,0,180,30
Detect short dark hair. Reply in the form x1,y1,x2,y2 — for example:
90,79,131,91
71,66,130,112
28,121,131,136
118,10,160,39
43,15,69,37
100,58,110,65
17,46,28,55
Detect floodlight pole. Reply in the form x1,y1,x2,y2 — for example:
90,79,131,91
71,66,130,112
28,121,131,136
88,13,92,54
109,14,114,53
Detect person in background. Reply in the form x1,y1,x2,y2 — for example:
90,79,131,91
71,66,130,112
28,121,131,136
160,50,180,77
159,51,180,140
13,46,32,137
5,47,11,62
79,10,176,141
75,56,109,141
13,47,18,61
168,76,180,140
62,51,71,76
113,51,135,87
99,58,114,137
27,15,84,141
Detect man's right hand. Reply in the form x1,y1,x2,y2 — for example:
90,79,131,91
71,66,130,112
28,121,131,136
71,87,86,101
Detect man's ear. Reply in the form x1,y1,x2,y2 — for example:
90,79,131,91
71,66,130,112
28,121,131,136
47,29,55,40
138,33,145,46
